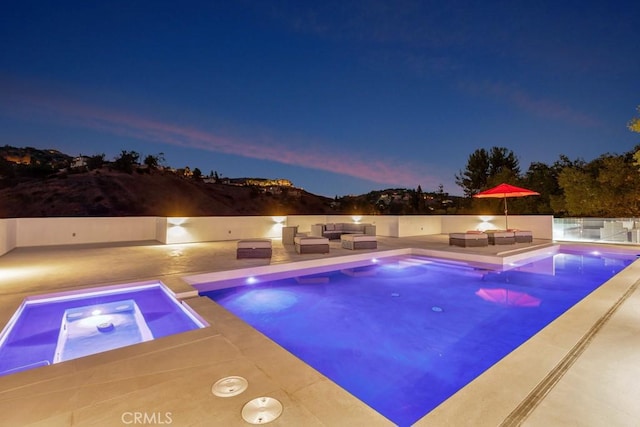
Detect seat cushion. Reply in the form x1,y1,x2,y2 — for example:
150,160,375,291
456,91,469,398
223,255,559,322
294,236,329,245
341,234,376,242
237,239,272,249
449,233,488,240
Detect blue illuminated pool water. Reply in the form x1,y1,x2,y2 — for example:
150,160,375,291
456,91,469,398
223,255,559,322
0,282,206,377
202,250,635,426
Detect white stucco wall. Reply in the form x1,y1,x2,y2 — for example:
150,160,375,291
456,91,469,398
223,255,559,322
155,217,169,244
397,216,442,237
0,214,554,254
0,219,17,256
164,216,286,244
15,217,160,247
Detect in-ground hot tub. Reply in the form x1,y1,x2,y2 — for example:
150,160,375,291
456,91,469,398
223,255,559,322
0,281,207,376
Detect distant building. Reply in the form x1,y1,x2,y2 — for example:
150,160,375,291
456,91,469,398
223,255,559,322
70,156,89,169
229,178,294,187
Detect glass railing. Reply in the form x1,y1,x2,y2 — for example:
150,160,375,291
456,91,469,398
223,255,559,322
553,217,640,244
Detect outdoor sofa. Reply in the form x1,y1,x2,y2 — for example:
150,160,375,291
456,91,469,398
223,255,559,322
310,223,376,240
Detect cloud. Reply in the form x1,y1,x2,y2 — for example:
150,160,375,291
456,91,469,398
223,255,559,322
0,80,440,188
460,80,602,128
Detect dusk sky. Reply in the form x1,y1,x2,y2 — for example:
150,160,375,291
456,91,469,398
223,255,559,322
1,1,639,196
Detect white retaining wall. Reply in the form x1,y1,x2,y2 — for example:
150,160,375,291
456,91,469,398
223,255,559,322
163,216,287,245
397,216,442,237
0,214,554,256
0,219,17,256
15,217,159,248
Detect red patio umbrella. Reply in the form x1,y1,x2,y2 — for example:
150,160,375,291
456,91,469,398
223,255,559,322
472,183,539,230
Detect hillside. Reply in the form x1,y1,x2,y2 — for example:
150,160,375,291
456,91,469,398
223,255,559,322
0,146,462,217
0,168,338,218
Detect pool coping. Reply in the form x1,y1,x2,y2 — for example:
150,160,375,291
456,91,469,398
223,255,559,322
182,242,559,291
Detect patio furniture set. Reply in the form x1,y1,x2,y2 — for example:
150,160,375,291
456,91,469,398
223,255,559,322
236,223,378,258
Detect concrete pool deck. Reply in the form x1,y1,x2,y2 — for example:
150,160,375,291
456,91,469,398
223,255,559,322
0,235,639,426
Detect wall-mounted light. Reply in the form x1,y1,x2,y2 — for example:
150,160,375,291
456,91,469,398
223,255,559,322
352,215,362,223
272,216,286,224
168,217,187,227
167,217,189,240
477,216,495,231
270,216,287,237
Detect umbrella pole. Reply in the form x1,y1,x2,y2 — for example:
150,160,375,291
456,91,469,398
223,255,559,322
504,197,508,230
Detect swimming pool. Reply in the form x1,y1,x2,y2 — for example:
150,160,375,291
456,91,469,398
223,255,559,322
202,249,636,426
0,281,207,376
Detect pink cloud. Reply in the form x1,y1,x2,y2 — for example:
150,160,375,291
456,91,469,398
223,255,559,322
460,80,602,127
0,81,438,188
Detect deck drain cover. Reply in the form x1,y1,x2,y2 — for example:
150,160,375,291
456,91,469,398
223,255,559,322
211,376,248,397
241,397,283,424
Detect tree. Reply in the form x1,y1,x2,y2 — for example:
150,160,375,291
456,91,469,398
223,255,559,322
628,106,640,133
143,153,164,170
192,167,202,180
520,161,563,214
455,146,520,197
414,185,423,213
557,166,602,216
597,153,640,216
556,150,640,217
113,150,140,173
488,146,520,177
86,154,105,170
455,148,490,197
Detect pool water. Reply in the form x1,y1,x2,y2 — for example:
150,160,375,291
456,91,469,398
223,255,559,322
0,282,206,376
203,251,635,426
